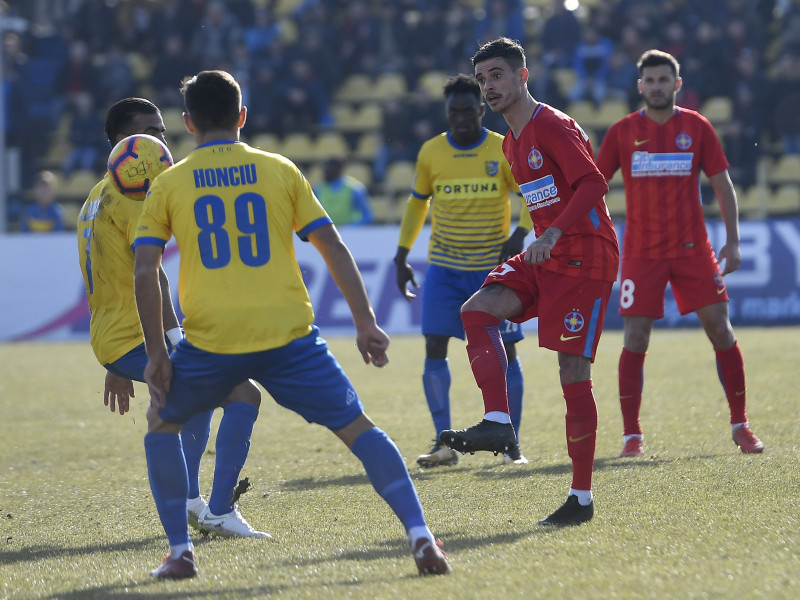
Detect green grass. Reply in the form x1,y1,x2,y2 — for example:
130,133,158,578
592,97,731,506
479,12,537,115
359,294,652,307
1,328,799,599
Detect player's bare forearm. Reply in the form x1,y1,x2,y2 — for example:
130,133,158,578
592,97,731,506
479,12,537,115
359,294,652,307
524,226,562,264
309,224,389,366
158,265,180,331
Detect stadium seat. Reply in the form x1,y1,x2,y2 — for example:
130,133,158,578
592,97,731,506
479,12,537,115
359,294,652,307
281,132,316,163
418,70,449,98
700,96,733,126
737,185,766,219
171,136,197,161
768,154,800,186
604,188,626,217
369,72,408,102
249,133,281,153
314,132,349,160
161,108,186,137
60,202,82,229
593,99,629,129
333,102,382,133
769,184,800,215
552,68,578,97
383,160,416,196
305,162,324,186
60,169,101,201
336,74,373,103
353,132,382,161
566,100,596,130
344,161,372,186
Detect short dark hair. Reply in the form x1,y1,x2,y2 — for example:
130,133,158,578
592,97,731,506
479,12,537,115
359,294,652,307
443,74,482,100
637,49,680,78
104,97,160,147
180,70,241,132
471,37,526,71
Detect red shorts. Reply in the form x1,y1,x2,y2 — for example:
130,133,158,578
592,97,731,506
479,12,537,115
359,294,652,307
483,255,613,361
619,253,728,318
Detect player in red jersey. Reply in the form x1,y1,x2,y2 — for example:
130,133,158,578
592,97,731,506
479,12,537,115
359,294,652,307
595,49,764,458
440,37,619,526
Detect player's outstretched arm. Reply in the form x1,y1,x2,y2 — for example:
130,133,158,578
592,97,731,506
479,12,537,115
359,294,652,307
393,246,419,301
308,224,389,367
709,170,741,276
134,245,173,406
104,371,134,416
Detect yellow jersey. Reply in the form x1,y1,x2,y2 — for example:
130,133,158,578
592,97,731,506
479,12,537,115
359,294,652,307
135,141,330,354
77,174,145,365
399,128,526,270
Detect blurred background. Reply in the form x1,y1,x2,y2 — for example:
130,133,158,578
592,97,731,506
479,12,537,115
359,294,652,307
1,0,798,232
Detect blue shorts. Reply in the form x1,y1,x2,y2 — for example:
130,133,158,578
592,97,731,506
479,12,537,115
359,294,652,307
421,263,524,343
104,343,147,381
159,326,364,430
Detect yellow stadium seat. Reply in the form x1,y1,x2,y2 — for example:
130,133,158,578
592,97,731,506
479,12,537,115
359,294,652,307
700,96,733,126
353,132,382,161
161,108,186,138
336,74,373,103
384,160,416,196
314,132,349,160
344,161,372,186
737,185,766,219
249,133,281,153
566,100,596,130
593,99,629,129
418,70,449,98
552,68,578,97
768,154,800,186
604,188,626,216
281,132,316,163
769,184,800,215
59,169,101,201
305,163,324,186
368,72,408,102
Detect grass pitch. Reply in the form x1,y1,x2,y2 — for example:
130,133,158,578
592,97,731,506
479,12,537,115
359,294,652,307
1,327,798,599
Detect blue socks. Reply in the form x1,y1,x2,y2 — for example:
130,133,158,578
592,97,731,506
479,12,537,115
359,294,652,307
208,401,259,516
423,358,451,437
351,428,426,531
506,357,524,437
180,410,213,499
145,432,190,547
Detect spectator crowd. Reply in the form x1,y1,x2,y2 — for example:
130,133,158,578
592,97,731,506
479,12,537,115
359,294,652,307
2,0,798,230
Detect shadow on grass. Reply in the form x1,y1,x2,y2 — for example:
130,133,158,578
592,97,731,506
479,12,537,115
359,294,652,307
43,581,289,599
277,452,724,491
0,536,163,567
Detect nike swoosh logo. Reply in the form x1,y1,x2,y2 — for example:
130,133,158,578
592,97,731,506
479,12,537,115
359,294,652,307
560,334,580,341
735,390,746,396
634,139,649,146
717,288,726,294
568,432,593,443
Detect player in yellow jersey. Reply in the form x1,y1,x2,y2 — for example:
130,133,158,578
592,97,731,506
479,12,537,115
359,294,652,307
77,97,266,540
394,74,531,467
134,70,450,579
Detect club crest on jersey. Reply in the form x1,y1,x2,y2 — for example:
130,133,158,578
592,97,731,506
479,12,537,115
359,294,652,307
563,310,585,333
528,148,543,169
676,132,692,150
714,271,725,288
485,161,499,176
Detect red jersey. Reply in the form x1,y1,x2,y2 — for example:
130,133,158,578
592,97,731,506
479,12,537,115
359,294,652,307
595,107,729,259
503,103,619,282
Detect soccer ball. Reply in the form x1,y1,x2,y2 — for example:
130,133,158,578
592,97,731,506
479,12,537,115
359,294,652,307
107,134,173,200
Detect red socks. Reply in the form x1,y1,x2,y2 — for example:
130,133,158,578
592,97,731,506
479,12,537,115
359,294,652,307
618,347,646,435
715,341,747,424
462,310,509,414
563,380,597,491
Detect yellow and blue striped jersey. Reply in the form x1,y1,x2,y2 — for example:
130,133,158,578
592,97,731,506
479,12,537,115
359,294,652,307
77,174,145,365
399,128,526,270
135,141,331,354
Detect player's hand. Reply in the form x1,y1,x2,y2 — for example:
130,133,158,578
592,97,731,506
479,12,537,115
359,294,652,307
524,226,561,265
717,242,741,276
356,323,390,367
104,371,134,416
395,260,419,302
143,349,173,410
